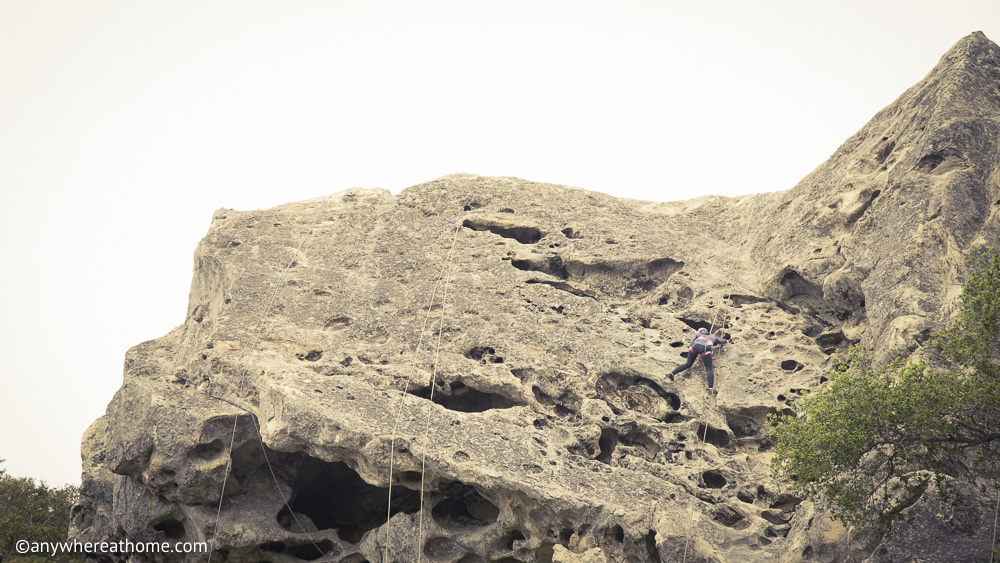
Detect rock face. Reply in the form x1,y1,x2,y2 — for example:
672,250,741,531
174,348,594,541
71,32,1000,562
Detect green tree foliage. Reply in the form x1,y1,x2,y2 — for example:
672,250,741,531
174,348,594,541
0,460,83,562
770,250,1000,537
937,248,1000,377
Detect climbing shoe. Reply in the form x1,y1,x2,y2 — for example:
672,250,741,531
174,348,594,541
707,388,718,395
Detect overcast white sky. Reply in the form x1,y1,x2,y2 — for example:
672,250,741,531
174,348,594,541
1,1,998,487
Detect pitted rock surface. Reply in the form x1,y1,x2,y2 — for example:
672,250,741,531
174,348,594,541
72,32,1000,562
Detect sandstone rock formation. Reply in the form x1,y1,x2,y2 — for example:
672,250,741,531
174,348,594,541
71,32,1000,562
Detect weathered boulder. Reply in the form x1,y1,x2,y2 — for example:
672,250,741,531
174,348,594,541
71,32,1000,562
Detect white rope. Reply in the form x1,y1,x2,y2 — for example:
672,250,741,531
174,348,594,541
708,191,760,336
991,487,1000,562
383,219,462,562
681,503,697,563
700,192,760,441
202,203,463,562
207,228,326,562
378,209,454,557
416,222,461,562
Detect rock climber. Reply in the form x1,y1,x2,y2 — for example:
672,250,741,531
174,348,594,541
668,327,728,394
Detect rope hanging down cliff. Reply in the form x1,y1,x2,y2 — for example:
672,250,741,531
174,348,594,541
383,218,462,562
198,202,462,562
681,191,764,555
694,192,761,443
705,191,761,389
417,220,462,562
200,191,760,560
207,227,328,563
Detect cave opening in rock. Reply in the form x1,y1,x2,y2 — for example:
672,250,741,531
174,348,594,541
596,428,618,464
780,359,804,372
664,412,687,424
815,330,847,354
152,518,185,540
761,510,789,525
260,539,337,561
431,482,500,529
662,392,681,411
619,429,662,461
278,457,420,544
677,318,711,333
702,470,728,489
765,525,790,538
500,529,526,551
644,530,662,562
697,424,730,447
260,541,285,552
296,350,323,362
287,540,336,561
777,270,830,318
769,493,804,513
917,152,946,171
608,524,624,544
712,505,747,529
558,527,574,544
192,438,225,460
510,255,569,279
725,413,761,439
779,270,815,298
462,219,543,244
408,382,519,413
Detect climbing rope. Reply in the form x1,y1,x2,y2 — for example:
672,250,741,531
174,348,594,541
992,486,1000,562
699,192,761,442
708,191,761,337
208,226,327,562
417,221,461,562
383,218,462,562
681,502,698,563
199,202,460,563
196,189,763,557
209,203,417,561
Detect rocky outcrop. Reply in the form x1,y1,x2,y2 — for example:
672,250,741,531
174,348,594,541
734,30,1000,364
71,32,1000,562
